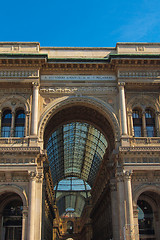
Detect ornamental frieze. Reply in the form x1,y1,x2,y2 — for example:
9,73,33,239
0,70,39,78
119,70,160,78
40,86,117,94
0,158,35,164
124,157,160,164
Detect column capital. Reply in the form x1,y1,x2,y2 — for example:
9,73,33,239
124,170,133,180
22,206,28,218
25,110,30,116
32,82,39,87
28,171,37,181
116,170,133,181
118,82,125,87
116,171,124,182
110,179,117,191
36,173,44,183
127,110,133,116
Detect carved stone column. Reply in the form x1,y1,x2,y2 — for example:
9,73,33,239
22,206,28,240
116,172,126,240
127,111,134,136
0,111,2,137
11,111,15,137
34,173,43,240
155,111,160,137
118,82,128,135
0,213,3,240
154,211,160,240
133,206,139,240
31,82,39,135
142,111,147,137
25,111,30,137
28,171,36,240
124,171,135,240
110,179,119,240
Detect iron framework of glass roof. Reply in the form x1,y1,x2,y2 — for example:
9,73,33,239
46,121,108,217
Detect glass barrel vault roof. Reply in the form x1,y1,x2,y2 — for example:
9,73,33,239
47,122,108,187
46,121,108,217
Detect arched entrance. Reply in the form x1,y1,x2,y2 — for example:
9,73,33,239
43,101,118,240
134,187,160,240
0,193,23,240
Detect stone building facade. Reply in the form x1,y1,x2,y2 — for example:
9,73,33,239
0,42,160,240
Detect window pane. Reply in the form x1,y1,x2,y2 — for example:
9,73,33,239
134,126,141,137
146,126,154,137
14,110,25,137
1,110,12,137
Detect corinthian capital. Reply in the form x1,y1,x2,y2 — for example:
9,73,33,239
28,171,37,181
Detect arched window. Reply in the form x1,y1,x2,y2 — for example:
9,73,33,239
1,109,12,137
14,110,25,137
138,200,155,235
132,109,142,137
145,109,155,137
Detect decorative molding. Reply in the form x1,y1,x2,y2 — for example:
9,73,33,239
136,46,145,52
0,88,31,93
39,96,120,141
36,173,44,183
28,171,37,181
0,147,40,154
124,156,160,164
120,146,160,152
119,70,160,78
40,86,117,94
130,137,160,145
0,138,29,145
41,75,116,81
0,70,39,78
0,158,35,164
110,180,117,191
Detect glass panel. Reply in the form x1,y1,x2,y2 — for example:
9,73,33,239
134,126,142,137
146,126,154,137
145,109,154,118
47,121,108,186
47,121,108,217
14,110,25,137
132,110,140,118
1,110,12,137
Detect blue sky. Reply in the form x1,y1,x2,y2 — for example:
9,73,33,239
1,0,160,47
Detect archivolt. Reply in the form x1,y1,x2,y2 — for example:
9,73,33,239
0,184,28,207
127,94,160,112
133,183,160,207
38,96,120,142
0,95,30,112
